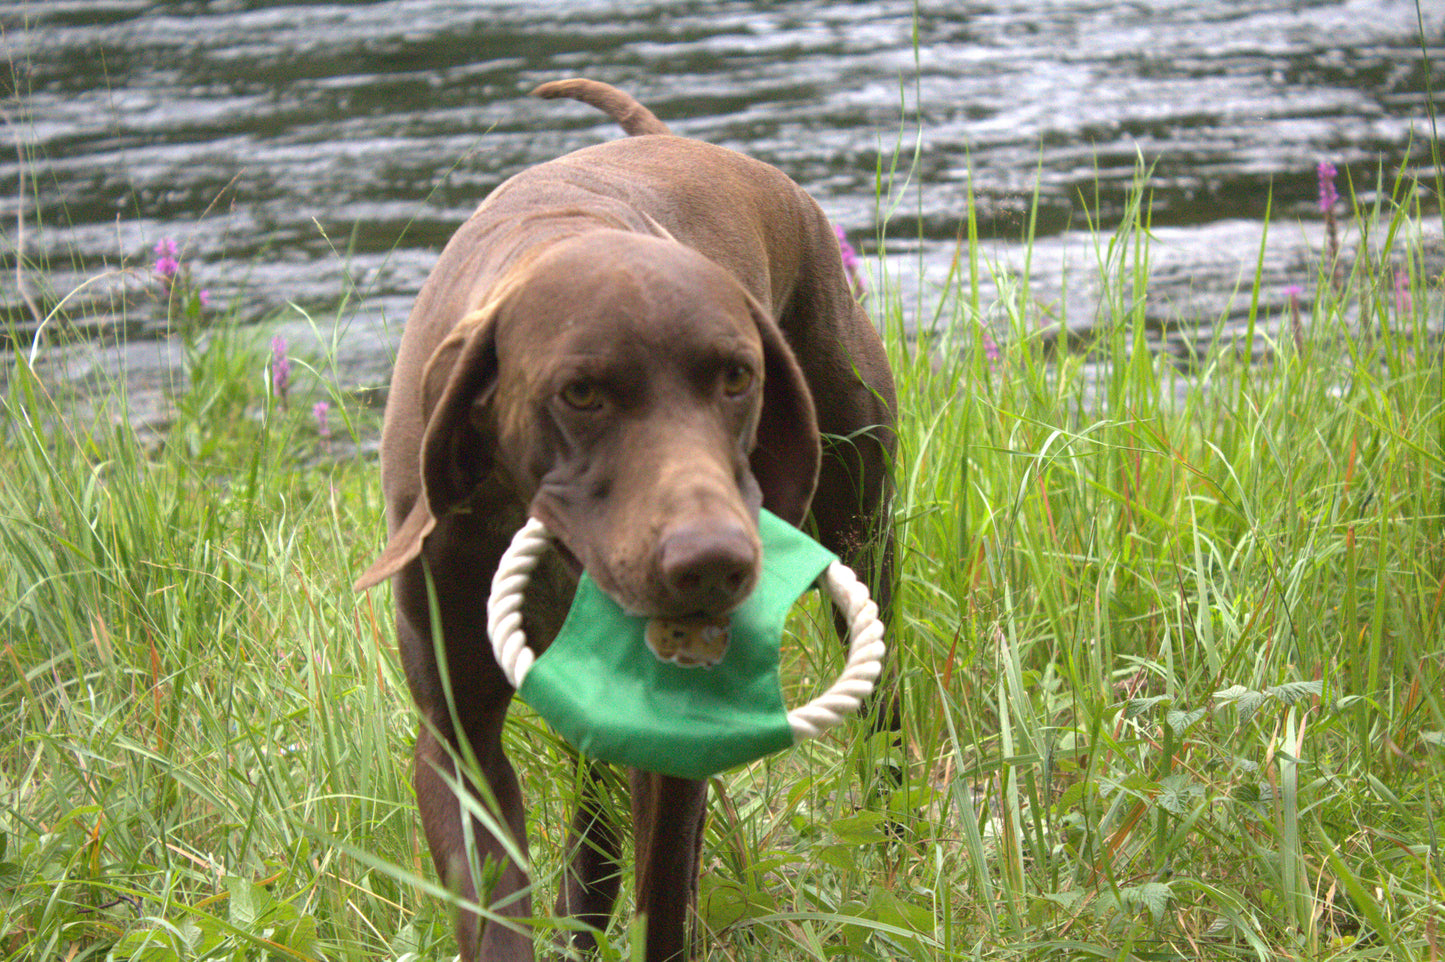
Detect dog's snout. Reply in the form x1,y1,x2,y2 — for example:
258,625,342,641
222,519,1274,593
658,522,758,613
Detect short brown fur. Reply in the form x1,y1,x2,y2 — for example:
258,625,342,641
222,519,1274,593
357,79,896,961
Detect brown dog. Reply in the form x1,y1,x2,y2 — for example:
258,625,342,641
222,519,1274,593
355,79,896,961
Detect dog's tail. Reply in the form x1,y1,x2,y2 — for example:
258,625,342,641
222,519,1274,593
532,79,673,137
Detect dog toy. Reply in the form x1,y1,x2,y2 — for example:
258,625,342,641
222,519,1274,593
486,510,885,779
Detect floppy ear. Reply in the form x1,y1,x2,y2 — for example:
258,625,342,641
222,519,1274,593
352,308,499,591
748,303,820,526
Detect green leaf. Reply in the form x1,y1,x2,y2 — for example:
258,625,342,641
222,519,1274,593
1119,881,1173,923
1268,680,1322,704
699,881,749,931
1165,707,1207,733
865,888,935,941
1039,889,1084,911
109,928,183,962
1055,779,1093,810
831,811,887,845
1125,695,1169,718
225,875,274,928
272,913,318,954
178,916,226,957
1232,782,1276,804
1236,690,1269,726
1157,774,1204,815
817,842,861,873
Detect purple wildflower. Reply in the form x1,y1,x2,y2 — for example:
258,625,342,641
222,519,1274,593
271,335,292,401
834,224,865,296
153,237,180,280
199,289,212,309
1316,162,1339,214
313,400,331,442
980,324,1000,368
1394,268,1412,317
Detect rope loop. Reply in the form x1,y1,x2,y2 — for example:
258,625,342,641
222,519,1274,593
485,518,886,741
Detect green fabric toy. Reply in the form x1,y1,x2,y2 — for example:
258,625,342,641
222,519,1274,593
517,510,837,780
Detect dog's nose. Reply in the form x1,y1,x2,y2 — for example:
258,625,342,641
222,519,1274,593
658,522,759,613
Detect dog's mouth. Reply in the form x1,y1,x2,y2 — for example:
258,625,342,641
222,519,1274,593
550,536,739,667
539,513,758,630
551,538,585,579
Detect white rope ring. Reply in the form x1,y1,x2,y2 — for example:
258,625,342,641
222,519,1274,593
485,518,887,742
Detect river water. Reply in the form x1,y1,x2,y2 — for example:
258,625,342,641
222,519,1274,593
3,0,1442,403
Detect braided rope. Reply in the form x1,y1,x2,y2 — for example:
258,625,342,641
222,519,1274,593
485,517,552,690
788,560,887,740
484,518,886,741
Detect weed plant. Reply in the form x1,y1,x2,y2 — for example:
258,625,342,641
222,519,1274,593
1,162,1442,961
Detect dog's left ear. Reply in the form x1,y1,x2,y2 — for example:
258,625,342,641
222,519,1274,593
749,303,820,526
353,308,500,591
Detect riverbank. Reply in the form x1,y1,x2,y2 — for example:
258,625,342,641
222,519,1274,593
2,170,1442,959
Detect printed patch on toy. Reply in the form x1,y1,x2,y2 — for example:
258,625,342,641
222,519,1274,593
644,615,732,667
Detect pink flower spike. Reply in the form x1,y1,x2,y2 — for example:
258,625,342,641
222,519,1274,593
1316,161,1339,214
271,335,292,399
834,225,864,294
313,400,331,439
154,255,179,278
199,289,212,308
980,324,1000,366
1395,269,1412,316
153,237,179,259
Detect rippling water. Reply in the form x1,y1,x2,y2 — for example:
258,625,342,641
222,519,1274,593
4,0,1442,391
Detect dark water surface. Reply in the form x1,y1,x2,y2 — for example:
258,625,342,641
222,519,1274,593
4,0,1443,395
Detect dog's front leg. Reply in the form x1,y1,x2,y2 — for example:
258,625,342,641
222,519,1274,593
555,760,626,953
631,771,709,961
415,716,534,962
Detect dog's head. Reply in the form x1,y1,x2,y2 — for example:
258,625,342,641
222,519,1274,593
357,231,820,619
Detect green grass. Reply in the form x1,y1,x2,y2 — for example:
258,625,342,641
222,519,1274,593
2,162,1442,961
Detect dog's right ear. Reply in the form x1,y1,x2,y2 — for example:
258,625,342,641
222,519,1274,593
749,301,821,526
353,307,500,591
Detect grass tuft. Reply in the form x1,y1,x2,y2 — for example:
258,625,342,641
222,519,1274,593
3,159,1443,960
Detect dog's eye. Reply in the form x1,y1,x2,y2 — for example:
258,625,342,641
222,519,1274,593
560,381,603,411
721,364,754,397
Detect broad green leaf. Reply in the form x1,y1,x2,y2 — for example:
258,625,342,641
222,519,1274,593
1120,881,1173,923
1165,707,1207,733
1125,695,1168,719
831,810,887,845
1157,774,1204,814
1268,680,1322,704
